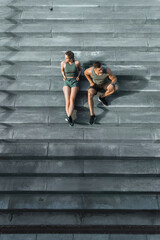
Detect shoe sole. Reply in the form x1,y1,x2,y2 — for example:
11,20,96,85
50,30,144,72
98,98,108,106
65,118,74,126
89,117,96,125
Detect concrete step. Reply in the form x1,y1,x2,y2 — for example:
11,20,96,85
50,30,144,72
19,8,147,23
0,124,157,142
1,5,155,15
9,125,155,142
1,0,160,7
1,23,160,38
1,51,160,66
1,141,160,157
48,142,160,158
0,107,160,125
0,77,160,92
0,37,150,51
2,210,160,226
1,91,157,108
52,0,160,7
0,159,160,176
0,0,159,235
1,176,160,192
0,192,159,210
0,24,52,37
0,8,148,25
0,235,158,240
0,0,52,7
0,64,151,78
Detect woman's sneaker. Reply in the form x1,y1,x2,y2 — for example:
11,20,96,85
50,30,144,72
65,116,74,126
89,115,96,125
98,96,108,106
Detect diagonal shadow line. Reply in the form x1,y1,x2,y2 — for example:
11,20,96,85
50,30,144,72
0,2,23,124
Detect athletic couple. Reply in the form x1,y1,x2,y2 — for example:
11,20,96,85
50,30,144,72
61,51,118,126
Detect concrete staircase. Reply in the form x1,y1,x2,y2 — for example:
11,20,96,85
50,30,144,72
0,0,160,238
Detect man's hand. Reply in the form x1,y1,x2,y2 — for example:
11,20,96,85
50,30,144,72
76,77,79,81
90,82,95,87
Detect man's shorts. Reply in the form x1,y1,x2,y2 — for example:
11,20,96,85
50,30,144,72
89,82,118,94
64,77,79,88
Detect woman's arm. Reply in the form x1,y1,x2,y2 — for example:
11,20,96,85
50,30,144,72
61,61,66,80
75,61,82,81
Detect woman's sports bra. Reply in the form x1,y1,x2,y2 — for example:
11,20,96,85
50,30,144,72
64,62,78,77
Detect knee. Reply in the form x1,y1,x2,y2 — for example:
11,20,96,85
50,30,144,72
88,90,94,99
65,100,70,107
108,84,116,93
70,98,75,105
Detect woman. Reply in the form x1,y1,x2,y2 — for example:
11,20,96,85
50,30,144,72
61,51,82,126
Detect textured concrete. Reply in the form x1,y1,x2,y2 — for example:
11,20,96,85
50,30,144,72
8,194,84,210
0,159,159,175
37,235,73,240
1,176,160,192
0,235,151,240
0,143,48,156
1,211,160,226
0,0,160,234
0,234,156,240
3,193,158,210
0,235,36,240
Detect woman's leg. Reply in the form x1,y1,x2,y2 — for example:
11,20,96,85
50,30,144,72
68,87,79,117
63,86,71,116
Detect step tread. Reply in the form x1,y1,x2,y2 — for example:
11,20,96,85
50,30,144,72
1,107,160,125
0,234,154,240
1,211,160,225
0,193,159,210
0,142,160,157
9,125,155,141
1,176,160,192
0,159,160,175
1,77,160,92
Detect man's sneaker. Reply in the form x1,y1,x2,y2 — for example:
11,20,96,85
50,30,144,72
65,116,74,126
98,96,108,106
89,115,96,125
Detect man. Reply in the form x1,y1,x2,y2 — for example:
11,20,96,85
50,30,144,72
84,62,118,125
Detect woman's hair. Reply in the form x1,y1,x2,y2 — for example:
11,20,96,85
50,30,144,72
93,61,101,68
65,51,74,61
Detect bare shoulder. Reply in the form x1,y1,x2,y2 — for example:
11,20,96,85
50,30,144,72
85,67,92,74
61,60,66,68
75,60,81,66
61,60,65,65
106,67,111,73
106,67,113,75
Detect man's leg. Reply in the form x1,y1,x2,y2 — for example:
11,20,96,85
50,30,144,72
88,88,97,116
101,84,118,98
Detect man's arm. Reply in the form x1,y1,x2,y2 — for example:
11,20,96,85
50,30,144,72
84,68,95,86
106,67,117,86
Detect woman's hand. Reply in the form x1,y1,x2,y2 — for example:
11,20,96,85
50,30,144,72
63,76,66,81
76,77,79,81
